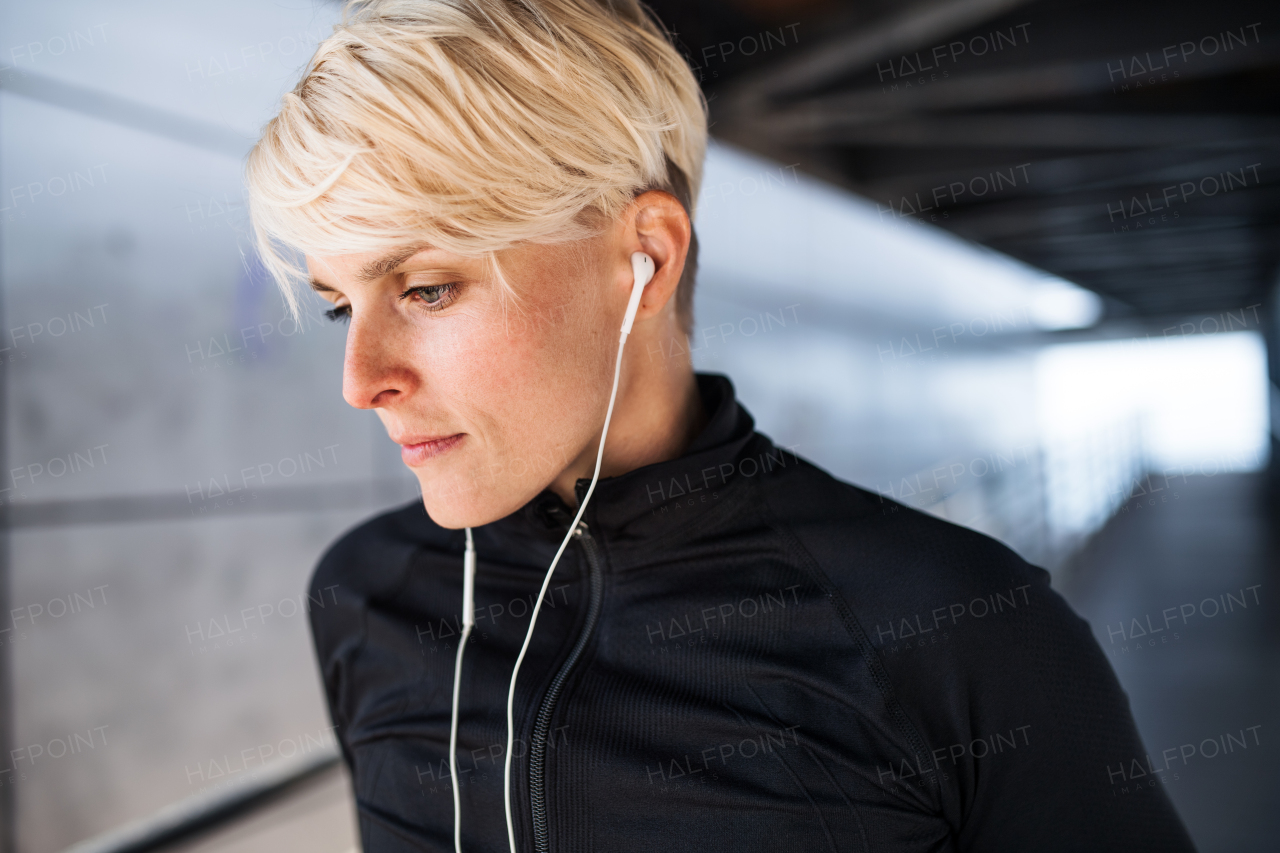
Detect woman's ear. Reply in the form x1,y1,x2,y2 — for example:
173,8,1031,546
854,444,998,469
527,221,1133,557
627,190,691,322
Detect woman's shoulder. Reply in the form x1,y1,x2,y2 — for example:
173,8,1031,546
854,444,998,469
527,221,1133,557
309,498,455,599
756,447,1062,633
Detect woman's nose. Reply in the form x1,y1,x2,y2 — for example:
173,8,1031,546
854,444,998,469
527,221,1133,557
342,313,417,409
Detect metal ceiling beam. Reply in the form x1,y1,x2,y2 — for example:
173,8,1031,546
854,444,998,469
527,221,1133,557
859,145,1277,202
756,46,1280,123
765,113,1280,148
718,0,1038,109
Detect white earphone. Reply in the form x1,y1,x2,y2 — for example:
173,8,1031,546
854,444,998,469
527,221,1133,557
622,251,654,334
450,252,654,853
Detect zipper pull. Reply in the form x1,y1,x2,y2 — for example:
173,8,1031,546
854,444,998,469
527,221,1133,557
572,521,588,539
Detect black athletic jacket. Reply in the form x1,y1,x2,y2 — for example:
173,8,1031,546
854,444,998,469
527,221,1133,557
308,373,1195,852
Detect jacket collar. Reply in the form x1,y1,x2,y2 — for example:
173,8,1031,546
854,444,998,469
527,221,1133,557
499,372,761,552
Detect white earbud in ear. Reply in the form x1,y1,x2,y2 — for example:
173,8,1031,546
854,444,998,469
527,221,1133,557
621,251,655,335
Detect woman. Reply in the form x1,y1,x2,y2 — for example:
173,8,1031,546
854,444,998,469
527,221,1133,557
246,1,1194,850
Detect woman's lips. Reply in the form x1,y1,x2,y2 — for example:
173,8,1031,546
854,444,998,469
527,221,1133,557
399,433,465,467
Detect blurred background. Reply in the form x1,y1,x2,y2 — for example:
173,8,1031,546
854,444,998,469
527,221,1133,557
0,0,1276,851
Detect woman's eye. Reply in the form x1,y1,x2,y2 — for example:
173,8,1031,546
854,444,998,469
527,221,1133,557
399,283,458,311
418,285,448,304
324,305,351,323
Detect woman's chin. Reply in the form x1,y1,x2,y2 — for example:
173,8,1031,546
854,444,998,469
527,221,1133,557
418,478,523,530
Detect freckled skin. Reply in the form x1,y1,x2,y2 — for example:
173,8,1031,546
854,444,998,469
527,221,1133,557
307,191,707,528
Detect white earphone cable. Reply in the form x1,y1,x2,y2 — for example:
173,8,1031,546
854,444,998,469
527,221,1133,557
450,253,651,852
502,327,632,853
450,527,476,853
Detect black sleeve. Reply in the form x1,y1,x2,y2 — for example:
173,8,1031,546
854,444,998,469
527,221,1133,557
762,462,1197,850
307,549,366,773
304,505,423,774
872,532,1197,852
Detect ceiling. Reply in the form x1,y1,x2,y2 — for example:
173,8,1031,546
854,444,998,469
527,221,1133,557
646,0,1280,322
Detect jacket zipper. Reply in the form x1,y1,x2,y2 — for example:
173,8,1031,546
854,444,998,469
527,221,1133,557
528,521,604,853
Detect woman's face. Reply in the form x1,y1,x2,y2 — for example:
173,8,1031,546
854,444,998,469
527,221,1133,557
307,233,632,529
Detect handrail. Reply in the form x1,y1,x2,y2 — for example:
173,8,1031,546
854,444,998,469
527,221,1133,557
60,747,342,853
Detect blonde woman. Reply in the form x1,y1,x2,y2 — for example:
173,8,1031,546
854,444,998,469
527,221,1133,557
247,1,1194,851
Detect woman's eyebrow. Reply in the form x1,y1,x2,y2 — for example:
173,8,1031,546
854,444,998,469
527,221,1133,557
357,245,431,282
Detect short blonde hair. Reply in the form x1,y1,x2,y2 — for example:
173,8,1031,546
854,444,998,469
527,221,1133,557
246,0,707,330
